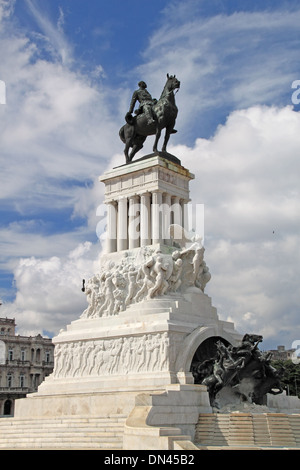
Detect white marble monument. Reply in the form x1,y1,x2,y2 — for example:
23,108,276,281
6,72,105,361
15,154,242,419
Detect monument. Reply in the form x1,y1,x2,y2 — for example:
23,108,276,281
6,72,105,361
12,75,300,449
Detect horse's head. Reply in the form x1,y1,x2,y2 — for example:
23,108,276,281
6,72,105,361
242,333,263,345
166,73,180,92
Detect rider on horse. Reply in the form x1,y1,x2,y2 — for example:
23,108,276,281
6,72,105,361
120,75,180,162
128,80,177,133
128,81,157,125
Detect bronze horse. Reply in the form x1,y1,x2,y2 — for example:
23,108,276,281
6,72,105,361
119,74,180,163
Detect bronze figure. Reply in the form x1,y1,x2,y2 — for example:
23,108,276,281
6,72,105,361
119,74,180,163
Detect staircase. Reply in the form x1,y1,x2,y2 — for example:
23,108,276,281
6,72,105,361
0,414,127,450
195,413,300,449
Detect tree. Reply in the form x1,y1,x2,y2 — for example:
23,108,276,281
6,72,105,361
272,360,300,398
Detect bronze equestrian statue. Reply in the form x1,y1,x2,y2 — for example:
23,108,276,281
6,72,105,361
119,74,180,163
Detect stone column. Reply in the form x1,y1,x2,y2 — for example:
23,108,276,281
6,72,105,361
128,195,140,249
152,191,163,244
106,201,117,253
181,199,189,232
172,196,182,227
162,193,172,245
117,196,128,251
140,192,151,246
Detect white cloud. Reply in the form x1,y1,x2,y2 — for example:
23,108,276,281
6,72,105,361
0,3,123,218
0,0,15,22
169,105,300,348
135,6,300,142
24,0,72,65
1,241,100,336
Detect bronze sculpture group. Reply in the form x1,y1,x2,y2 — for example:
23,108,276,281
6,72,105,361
192,334,283,408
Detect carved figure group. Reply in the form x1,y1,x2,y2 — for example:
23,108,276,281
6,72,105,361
53,332,170,379
81,243,211,319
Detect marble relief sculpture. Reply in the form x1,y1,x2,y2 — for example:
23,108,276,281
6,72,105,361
53,332,173,379
80,231,211,320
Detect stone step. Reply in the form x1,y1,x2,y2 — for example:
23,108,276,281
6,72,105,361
0,414,126,450
0,435,122,443
0,430,123,438
0,414,127,423
2,445,123,450
0,442,123,450
195,412,300,449
0,423,124,430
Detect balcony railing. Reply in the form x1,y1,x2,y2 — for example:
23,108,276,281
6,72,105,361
0,387,33,393
2,359,54,367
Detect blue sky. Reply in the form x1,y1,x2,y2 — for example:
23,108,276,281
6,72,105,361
0,0,300,350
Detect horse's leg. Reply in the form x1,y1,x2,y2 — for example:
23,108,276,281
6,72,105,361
129,136,146,161
162,127,171,153
129,144,139,161
124,125,135,163
124,140,131,163
153,127,161,153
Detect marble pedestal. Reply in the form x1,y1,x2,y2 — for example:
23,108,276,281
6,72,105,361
15,155,242,422
15,283,241,418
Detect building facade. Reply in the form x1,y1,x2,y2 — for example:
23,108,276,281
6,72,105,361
0,318,54,416
268,345,296,361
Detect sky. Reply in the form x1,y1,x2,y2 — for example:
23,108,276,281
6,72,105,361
0,0,300,350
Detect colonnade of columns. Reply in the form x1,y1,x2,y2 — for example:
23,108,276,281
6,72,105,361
106,191,188,253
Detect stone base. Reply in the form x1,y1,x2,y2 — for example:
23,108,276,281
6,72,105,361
113,151,182,169
15,389,142,418
32,291,241,395
267,391,300,414
15,383,212,452
123,384,211,450
129,151,181,166
29,372,181,397
15,289,241,419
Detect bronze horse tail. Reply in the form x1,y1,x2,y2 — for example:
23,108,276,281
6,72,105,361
119,126,126,144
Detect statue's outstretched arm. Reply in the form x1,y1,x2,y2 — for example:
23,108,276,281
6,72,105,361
129,91,138,114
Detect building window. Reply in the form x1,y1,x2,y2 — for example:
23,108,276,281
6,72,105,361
36,348,41,363
19,375,25,388
45,351,50,363
8,349,13,361
7,374,12,388
21,350,25,361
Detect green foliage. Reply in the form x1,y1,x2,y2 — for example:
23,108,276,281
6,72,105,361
272,360,300,398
